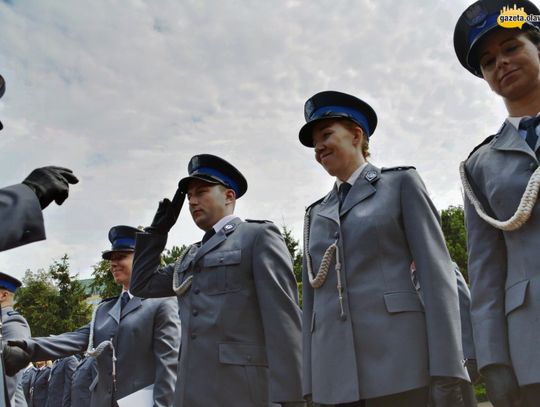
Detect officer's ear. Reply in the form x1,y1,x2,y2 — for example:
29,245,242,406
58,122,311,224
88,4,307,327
351,125,365,148
224,188,236,205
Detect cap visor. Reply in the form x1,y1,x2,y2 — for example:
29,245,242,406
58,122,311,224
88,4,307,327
102,249,134,260
178,174,223,192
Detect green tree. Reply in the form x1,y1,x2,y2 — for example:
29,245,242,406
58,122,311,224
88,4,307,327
281,226,304,306
161,245,187,266
15,255,92,336
440,205,469,282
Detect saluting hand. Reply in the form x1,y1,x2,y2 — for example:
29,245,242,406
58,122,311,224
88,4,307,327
22,166,79,209
145,188,186,235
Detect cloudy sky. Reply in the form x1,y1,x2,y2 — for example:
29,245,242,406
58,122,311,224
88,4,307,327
0,0,510,281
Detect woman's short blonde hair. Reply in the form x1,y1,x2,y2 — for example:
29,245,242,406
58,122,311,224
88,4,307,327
339,119,370,158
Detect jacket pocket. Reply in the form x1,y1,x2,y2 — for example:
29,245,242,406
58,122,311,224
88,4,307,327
219,342,268,367
383,291,424,313
505,280,529,316
203,249,241,267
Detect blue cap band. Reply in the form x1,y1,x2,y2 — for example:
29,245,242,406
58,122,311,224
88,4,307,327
0,280,18,293
114,237,135,249
310,105,371,136
468,12,499,46
196,167,240,196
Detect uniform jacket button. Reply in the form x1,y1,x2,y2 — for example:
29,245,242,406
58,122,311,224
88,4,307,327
192,309,198,316
193,287,200,295
191,333,197,340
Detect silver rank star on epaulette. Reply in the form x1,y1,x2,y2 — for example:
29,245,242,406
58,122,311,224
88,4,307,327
365,170,377,182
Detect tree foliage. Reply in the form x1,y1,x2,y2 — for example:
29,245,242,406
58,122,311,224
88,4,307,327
15,255,92,337
281,226,304,306
440,205,469,282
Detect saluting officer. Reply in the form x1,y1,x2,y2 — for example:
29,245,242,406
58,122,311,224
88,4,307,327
130,154,304,407
3,226,181,407
0,74,79,253
454,1,540,405
0,272,31,406
299,91,468,406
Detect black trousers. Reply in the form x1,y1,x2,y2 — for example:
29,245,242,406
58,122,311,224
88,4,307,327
317,386,429,407
522,383,540,407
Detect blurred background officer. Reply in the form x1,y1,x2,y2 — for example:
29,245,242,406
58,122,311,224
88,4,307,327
131,154,304,407
0,273,31,406
299,91,468,406
20,365,36,406
45,355,78,407
455,1,540,405
70,356,96,407
0,74,78,252
28,361,51,407
3,225,180,407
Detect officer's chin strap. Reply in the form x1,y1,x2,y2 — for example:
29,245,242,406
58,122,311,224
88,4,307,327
460,161,540,231
304,206,346,320
85,303,118,392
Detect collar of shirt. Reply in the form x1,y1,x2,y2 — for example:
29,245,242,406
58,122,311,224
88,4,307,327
211,214,240,233
121,290,133,300
508,113,540,140
335,162,369,188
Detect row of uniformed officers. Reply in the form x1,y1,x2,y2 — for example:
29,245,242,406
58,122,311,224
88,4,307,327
2,0,540,405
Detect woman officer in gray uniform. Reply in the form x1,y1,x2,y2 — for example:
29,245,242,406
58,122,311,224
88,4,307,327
299,91,468,407
454,1,540,406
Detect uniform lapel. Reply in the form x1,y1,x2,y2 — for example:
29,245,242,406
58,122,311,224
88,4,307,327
340,164,379,216
120,297,142,319
192,217,242,265
108,297,122,324
316,189,340,225
492,120,538,160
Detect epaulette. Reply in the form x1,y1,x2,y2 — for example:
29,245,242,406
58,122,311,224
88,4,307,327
6,310,20,317
381,166,416,172
99,296,118,304
306,196,325,212
467,135,496,159
245,219,273,224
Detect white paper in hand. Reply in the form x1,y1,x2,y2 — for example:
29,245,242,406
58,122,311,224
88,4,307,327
117,384,154,407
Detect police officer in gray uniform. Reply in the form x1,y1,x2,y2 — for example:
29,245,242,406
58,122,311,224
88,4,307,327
0,74,79,253
70,356,96,407
45,355,78,407
299,91,468,406
455,1,540,405
3,226,181,407
0,272,31,407
131,154,304,407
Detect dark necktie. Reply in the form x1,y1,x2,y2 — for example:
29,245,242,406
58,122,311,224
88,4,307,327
338,182,351,208
120,291,130,311
202,228,215,244
519,116,540,151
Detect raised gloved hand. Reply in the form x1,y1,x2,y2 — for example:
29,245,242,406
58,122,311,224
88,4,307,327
481,364,521,407
145,188,186,235
22,166,79,209
465,358,480,384
430,376,464,407
3,340,31,376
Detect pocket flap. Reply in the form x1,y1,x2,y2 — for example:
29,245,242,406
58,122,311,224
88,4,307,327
219,342,268,367
204,250,241,267
505,280,529,316
384,291,424,313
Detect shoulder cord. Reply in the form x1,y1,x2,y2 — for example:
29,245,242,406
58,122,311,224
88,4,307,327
303,206,346,319
172,245,194,296
459,161,540,231
85,302,118,392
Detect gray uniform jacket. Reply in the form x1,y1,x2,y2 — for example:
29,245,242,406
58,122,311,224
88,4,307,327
0,184,45,252
45,356,78,407
2,306,31,407
70,357,96,407
29,366,50,407
455,267,475,361
464,121,540,386
302,164,467,404
21,366,37,405
23,295,180,407
131,218,303,407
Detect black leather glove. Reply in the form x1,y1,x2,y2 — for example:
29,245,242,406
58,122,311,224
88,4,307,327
145,188,185,235
465,359,480,384
3,340,31,376
481,364,521,407
22,166,79,209
430,376,464,407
